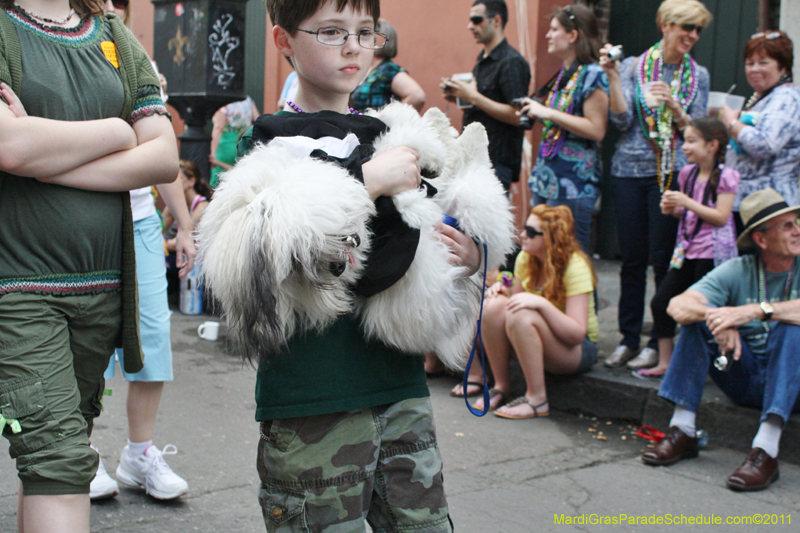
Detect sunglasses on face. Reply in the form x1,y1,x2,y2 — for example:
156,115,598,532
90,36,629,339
524,226,544,239
110,0,129,10
680,23,703,34
470,15,486,25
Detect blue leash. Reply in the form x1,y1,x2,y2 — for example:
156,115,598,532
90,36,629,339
463,243,490,417
441,215,491,417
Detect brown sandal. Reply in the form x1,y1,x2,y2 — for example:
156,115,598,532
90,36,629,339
450,381,483,398
471,388,508,411
493,396,549,419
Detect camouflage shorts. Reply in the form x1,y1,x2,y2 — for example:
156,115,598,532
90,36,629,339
257,396,452,533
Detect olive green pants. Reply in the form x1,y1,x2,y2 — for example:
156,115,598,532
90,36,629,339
0,291,121,495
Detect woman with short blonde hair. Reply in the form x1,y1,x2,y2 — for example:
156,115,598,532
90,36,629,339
599,0,711,371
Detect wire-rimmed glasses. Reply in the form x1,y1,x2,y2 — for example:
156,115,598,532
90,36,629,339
297,27,388,50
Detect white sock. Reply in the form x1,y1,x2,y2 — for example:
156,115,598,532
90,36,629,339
669,406,696,438
128,439,153,456
752,415,782,458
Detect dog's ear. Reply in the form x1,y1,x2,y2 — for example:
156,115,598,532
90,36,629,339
220,222,286,362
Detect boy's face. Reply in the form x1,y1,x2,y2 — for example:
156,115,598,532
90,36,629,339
279,1,375,102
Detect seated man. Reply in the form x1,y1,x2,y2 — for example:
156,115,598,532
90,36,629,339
643,188,800,492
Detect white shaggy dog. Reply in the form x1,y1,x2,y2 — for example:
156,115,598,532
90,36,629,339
199,103,515,369
198,143,375,360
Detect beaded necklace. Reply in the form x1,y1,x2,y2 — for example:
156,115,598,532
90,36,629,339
286,101,360,115
757,255,797,330
743,75,792,111
539,63,587,160
635,41,698,192
12,4,75,25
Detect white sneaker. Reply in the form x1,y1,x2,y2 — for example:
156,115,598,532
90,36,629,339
116,444,189,500
627,347,659,369
89,446,119,500
604,345,637,367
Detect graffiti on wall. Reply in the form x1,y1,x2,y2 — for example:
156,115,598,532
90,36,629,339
208,13,240,88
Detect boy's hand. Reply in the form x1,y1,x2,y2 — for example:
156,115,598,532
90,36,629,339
362,146,422,200
437,222,481,276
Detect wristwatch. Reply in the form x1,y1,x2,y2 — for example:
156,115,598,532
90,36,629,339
760,301,774,321
729,119,739,131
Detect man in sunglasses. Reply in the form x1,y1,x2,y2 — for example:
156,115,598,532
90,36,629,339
441,0,530,194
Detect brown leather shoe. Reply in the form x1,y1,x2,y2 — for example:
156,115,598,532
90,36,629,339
642,426,699,466
726,448,779,491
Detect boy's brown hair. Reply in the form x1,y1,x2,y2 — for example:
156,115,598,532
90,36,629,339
266,0,380,34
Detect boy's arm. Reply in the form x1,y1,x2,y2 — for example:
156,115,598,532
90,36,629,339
0,83,137,177
37,114,179,191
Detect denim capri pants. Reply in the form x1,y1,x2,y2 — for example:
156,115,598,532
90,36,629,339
106,214,173,382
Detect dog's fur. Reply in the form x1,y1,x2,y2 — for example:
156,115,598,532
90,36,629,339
198,145,375,361
199,103,515,369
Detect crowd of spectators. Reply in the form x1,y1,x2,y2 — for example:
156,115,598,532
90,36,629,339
2,0,800,530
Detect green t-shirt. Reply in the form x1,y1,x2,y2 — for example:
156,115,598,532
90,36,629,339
690,254,800,356
0,11,166,297
242,111,429,420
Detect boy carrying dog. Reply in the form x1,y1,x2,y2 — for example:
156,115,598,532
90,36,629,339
233,1,480,530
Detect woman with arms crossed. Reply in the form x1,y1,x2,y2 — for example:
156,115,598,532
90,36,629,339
0,0,176,530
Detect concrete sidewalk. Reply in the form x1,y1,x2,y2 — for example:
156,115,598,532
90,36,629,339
2,290,798,532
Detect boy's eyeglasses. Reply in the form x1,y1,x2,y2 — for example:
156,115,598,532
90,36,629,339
111,0,129,10
751,31,782,40
524,226,544,239
469,16,485,25
297,27,388,50
680,23,703,34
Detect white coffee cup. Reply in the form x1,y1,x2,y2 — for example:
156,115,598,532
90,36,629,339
198,321,219,341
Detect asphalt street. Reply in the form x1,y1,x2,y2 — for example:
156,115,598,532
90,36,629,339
1,304,799,532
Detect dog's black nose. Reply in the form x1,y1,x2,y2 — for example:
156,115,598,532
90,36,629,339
329,261,346,277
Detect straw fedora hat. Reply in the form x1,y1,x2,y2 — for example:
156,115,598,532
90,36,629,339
737,188,800,250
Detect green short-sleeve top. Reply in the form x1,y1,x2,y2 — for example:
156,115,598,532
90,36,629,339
0,9,168,297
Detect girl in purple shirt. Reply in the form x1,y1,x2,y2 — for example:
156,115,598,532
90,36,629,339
645,117,740,378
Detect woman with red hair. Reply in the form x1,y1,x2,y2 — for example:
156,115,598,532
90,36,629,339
475,204,598,418
720,30,800,230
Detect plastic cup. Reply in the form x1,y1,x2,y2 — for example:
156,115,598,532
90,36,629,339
726,94,746,112
707,91,726,118
642,82,660,108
